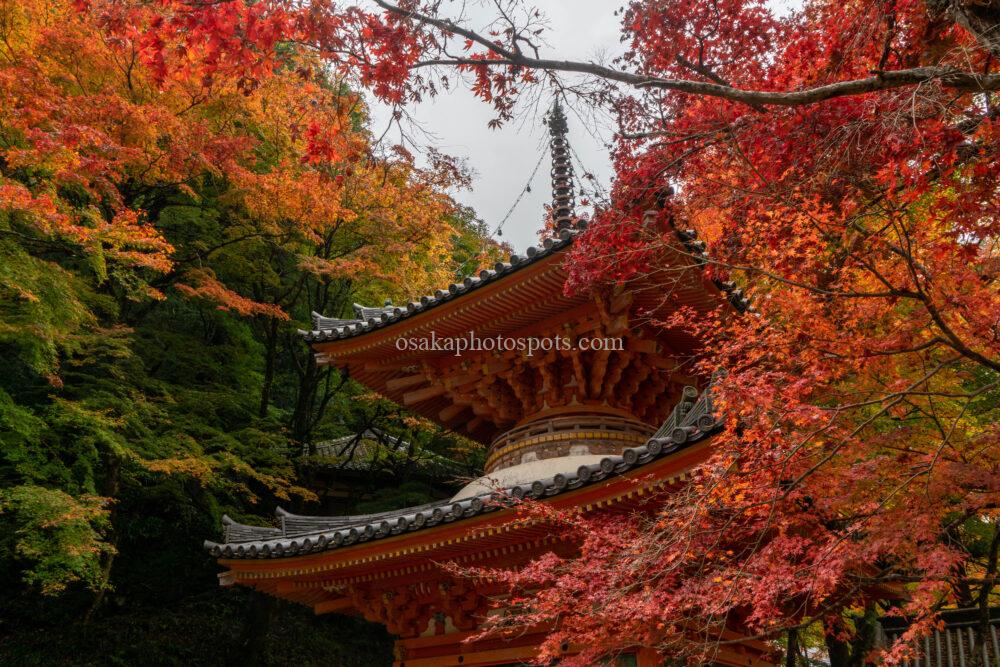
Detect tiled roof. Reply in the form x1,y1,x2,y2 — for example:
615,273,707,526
304,213,751,346
309,428,463,474
301,226,584,343
205,382,721,560
667,215,751,313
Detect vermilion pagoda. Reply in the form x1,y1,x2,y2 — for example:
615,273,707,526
205,103,768,667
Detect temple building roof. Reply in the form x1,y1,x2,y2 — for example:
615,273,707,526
303,98,596,345
298,213,737,446
205,383,720,560
303,212,751,348
206,102,772,667
309,428,463,475
298,98,749,449
304,226,582,343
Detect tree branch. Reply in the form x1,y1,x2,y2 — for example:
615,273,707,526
376,0,1000,108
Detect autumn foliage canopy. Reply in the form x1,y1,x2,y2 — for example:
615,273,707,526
381,0,997,663
0,0,493,647
3,0,999,665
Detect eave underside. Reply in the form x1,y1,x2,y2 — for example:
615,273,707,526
309,245,723,445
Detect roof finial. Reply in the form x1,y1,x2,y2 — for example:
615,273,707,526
547,98,576,232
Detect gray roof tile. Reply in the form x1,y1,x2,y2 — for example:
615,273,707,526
301,231,581,344
205,383,721,560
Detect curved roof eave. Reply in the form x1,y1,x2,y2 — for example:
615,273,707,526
206,383,721,561
300,227,582,345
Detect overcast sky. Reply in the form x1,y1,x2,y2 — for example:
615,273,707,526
366,1,623,251
365,0,799,252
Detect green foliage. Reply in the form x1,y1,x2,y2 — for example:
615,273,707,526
0,231,94,379
0,485,112,595
0,10,502,654
0,588,393,666
0,99,496,667
356,480,447,514
446,204,509,281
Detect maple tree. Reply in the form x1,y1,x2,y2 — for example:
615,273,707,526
5,0,999,664
99,0,1000,663
353,1,999,665
0,0,497,659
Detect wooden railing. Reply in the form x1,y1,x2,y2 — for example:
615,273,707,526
486,414,653,471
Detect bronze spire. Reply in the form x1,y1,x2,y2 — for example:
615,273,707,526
547,99,576,231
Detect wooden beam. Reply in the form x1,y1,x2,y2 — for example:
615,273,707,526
589,350,611,397
601,351,632,400
609,289,633,314
385,374,427,391
314,596,355,615
439,403,467,423
443,372,482,389
501,367,537,415
647,354,680,370
469,401,493,417
569,350,588,399
480,358,511,375
402,384,447,405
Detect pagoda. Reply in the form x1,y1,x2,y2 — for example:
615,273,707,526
206,101,769,667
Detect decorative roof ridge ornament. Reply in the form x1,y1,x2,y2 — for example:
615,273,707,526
547,98,578,233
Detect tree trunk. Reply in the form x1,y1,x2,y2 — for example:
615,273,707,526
785,627,799,667
850,605,880,667
951,0,1000,57
824,606,880,667
83,451,122,624
928,0,1000,57
826,630,851,667
291,352,320,447
259,318,279,419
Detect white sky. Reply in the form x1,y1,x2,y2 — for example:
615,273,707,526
366,0,623,251
365,0,800,252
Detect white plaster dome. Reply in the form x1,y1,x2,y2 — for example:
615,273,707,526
450,454,608,501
